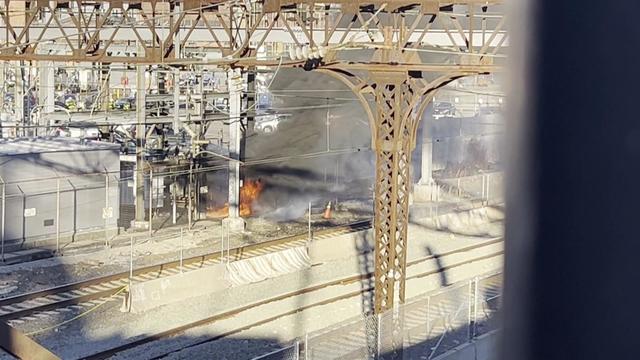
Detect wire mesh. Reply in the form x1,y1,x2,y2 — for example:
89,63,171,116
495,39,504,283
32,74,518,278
474,273,503,337
305,314,378,360
297,272,502,360
251,342,300,360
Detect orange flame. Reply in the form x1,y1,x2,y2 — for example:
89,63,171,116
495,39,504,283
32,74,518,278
239,179,265,217
207,179,264,219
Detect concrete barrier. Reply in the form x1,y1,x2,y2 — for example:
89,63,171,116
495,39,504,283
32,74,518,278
129,247,311,313
226,246,310,286
308,229,373,264
129,264,230,313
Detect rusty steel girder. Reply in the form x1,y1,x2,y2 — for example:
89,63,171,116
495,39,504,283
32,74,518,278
318,60,487,318
0,0,506,66
370,71,414,313
369,71,465,314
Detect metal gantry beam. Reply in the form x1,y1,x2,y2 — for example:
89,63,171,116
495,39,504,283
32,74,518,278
0,1,507,67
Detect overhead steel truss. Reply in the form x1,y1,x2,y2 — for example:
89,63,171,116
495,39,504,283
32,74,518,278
0,0,506,315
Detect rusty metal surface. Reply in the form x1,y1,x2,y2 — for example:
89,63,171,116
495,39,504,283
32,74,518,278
0,1,506,65
0,321,60,360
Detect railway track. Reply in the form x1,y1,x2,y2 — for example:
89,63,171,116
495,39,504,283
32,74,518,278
0,220,373,323
84,237,504,360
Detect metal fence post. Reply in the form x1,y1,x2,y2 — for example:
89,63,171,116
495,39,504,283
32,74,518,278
128,234,134,312
486,174,491,205
220,222,224,264
188,162,193,230
467,279,473,340
1,177,5,262
56,177,60,253
304,333,309,360
180,227,184,273
172,181,177,225
104,172,109,247
308,202,311,243
335,158,339,188
377,313,382,359
130,235,134,280
473,276,479,338
426,295,431,341
294,340,300,360
148,168,153,237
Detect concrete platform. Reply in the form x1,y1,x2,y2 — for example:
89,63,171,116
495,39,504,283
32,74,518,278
129,264,230,313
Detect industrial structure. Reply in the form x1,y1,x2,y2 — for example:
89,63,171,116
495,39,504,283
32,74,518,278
0,1,507,359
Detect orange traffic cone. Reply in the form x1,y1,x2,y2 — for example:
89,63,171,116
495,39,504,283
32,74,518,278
322,201,332,219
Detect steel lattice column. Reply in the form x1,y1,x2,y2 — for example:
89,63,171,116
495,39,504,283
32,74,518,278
372,71,415,315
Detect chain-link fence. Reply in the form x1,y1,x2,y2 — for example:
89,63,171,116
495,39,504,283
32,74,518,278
252,342,300,360
0,151,375,261
437,171,504,206
251,272,502,360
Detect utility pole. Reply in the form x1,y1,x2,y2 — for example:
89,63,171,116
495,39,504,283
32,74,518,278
133,65,147,229
38,61,55,134
14,62,24,137
223,68,245,232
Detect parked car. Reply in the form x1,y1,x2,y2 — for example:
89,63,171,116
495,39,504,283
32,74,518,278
433,102,457,119
114,96,136,110
253,110,290,134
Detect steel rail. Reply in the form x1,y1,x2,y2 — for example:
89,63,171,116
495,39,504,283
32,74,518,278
0,219,373,321
84,240,504,359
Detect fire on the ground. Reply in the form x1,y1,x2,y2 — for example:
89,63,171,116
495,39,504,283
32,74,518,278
207,179,265,218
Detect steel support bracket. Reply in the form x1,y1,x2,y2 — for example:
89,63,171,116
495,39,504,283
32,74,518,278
183,0,200,11
421,0,440,14
0,321,60,359
264,0,281,13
